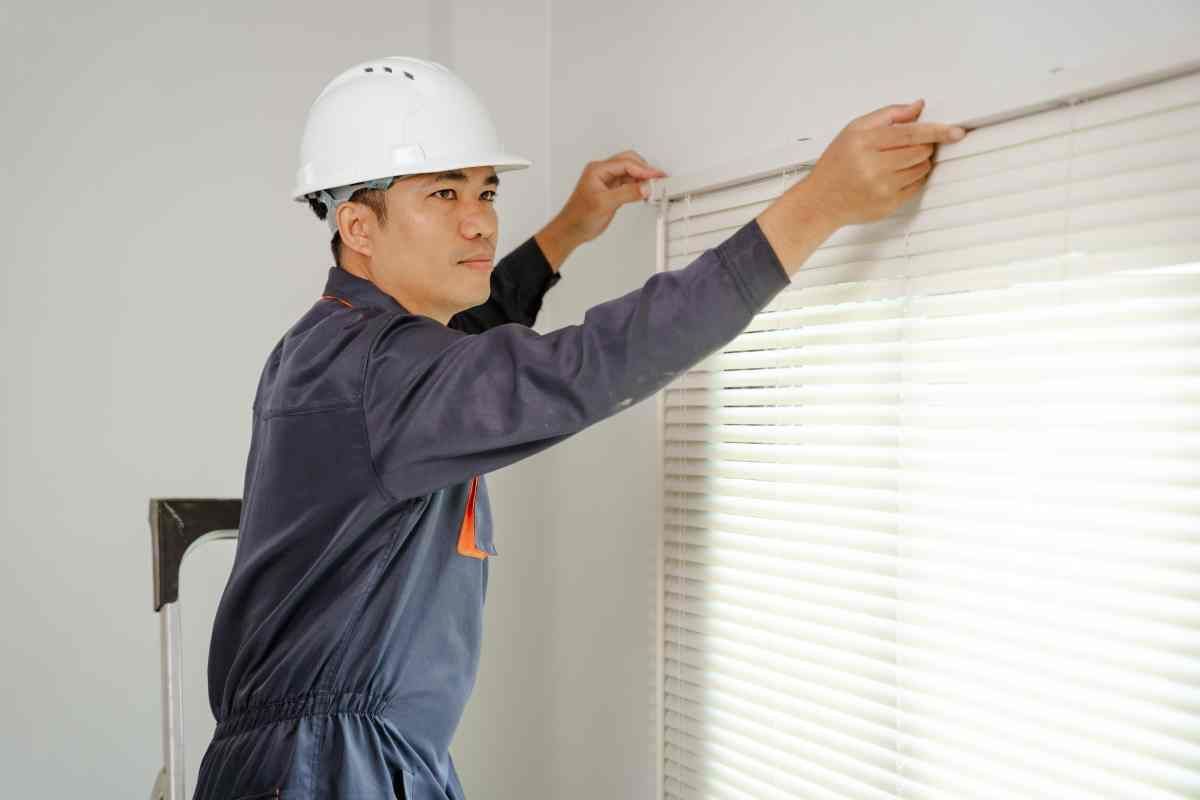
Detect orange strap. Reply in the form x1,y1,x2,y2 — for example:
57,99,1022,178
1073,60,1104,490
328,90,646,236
321,294,354,308
457,476,489,559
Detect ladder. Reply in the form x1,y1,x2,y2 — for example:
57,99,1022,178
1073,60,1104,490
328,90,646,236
147,498,241,800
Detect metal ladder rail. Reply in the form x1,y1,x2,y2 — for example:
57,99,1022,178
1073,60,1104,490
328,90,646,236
148,498,242,800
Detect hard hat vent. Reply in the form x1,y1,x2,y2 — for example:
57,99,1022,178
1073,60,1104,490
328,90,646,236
360,65,415,80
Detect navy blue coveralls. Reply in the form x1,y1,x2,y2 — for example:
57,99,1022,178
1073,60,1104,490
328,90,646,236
192,217,789,800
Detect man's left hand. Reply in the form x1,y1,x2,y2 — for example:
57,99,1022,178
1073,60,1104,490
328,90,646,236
556,150,668,245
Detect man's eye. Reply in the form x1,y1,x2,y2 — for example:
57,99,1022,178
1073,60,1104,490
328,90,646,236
432,188,497,201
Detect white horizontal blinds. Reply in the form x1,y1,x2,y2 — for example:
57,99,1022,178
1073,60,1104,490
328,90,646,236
660,69,1200,800
666,69,1200,297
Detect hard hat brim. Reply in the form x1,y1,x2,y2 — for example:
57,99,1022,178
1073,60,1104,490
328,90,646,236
292,154,532,203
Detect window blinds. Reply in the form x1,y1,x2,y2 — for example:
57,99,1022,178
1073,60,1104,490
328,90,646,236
657,67,1200,800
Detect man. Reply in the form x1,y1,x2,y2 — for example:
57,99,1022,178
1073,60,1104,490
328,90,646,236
194,56,965,800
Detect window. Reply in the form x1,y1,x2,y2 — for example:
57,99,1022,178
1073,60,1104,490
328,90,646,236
656,63,1200,799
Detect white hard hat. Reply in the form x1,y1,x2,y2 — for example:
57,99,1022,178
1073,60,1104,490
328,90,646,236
292,56,531,232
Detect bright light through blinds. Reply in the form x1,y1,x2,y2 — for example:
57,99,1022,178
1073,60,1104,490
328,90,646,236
659,69,1200,800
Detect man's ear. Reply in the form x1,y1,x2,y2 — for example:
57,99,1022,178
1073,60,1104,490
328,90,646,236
337,203,373,258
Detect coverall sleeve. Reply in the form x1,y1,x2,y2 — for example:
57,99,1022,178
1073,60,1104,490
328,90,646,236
363,217,790,502
446,235,563,333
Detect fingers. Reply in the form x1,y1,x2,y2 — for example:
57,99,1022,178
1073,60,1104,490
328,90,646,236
880,143,935,170
892,159,933,191
847,99,925,131
591,156,668,187
869,121,967,149
589,176,648,213
606,149,648,167
604,149,664,174
895,172,929,204
615,181,646,205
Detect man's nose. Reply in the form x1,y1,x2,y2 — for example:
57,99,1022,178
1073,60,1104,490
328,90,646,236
460,204,497,240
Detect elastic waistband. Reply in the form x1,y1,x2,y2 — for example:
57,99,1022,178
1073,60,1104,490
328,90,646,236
214,690,390,740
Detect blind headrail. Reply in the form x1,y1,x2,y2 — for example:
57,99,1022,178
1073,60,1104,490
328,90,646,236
649,37,1200,204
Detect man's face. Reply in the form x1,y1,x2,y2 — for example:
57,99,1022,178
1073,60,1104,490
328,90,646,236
356,165,500,324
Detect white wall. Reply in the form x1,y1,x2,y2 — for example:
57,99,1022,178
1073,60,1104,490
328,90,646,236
0,2,553,797
539,2,1200,799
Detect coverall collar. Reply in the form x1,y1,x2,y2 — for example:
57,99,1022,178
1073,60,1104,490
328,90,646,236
321,265,409,312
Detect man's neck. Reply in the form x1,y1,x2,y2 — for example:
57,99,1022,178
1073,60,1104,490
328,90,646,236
339,261,451,325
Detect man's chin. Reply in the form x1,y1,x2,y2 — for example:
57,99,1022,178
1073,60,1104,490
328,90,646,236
459,287,491,312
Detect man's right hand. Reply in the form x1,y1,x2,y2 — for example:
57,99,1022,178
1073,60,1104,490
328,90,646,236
807,99,967,226
756,99,968,278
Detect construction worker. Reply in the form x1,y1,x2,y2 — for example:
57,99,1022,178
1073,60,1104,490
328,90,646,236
193,56,965,800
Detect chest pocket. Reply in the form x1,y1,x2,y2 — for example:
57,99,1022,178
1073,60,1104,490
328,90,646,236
456,475,498,558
